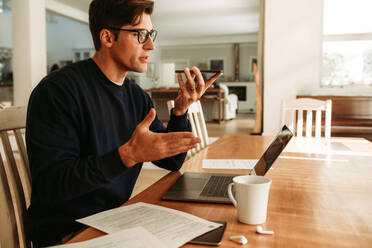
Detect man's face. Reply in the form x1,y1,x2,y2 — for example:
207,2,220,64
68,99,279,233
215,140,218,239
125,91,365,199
110,13,156,73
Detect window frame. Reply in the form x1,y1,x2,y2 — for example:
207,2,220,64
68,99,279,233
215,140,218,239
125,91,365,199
321,1,372,88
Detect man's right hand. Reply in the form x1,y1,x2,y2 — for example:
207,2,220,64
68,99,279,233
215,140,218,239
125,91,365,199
118,108,200,167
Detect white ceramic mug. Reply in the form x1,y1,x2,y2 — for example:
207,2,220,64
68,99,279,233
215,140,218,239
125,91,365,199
227,175,272,224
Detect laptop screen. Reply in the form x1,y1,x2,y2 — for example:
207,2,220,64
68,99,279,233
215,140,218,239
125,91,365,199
251,125,293,176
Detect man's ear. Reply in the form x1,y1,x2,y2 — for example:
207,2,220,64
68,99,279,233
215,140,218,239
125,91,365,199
100,29,114,48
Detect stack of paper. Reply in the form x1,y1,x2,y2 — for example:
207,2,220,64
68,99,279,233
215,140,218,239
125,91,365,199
50,202,222,248
49,227,166,248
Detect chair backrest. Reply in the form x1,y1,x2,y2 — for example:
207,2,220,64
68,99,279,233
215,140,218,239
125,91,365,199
281,98,332,138
167,100,210,156
0,156,19,247
0,105,31,248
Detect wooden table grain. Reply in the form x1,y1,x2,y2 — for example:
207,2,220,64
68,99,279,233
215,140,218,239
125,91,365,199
67,135,372,247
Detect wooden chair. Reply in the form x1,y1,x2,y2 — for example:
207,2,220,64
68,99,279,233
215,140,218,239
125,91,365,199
281,98,332,138
0,156,19,247
0,105,31,248
167,100,211,156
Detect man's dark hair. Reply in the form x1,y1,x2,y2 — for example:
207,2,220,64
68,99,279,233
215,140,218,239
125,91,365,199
89,0,154,51
50,63,60,73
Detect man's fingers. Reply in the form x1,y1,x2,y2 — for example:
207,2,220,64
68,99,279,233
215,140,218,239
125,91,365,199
189,68,197,80
177,73,191,98
160,131,200,141
136,131,201,162
206,72,223,88
139,108,156,129
158,132,201,149
184,68,196,90
177,73,186,90
189,66,204,95
165,136,201,155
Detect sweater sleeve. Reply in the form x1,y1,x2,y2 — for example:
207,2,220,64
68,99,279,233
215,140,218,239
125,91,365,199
145,94,192,171
26,81,127,207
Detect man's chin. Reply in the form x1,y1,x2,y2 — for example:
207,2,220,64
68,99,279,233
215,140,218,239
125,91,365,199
132,66,147,73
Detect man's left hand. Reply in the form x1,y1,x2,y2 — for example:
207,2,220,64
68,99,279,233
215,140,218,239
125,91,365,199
173,66,222,115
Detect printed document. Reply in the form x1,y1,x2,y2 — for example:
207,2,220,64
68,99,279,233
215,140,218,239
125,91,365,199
202,159,259,169
77,202,222,248
47,227,166,248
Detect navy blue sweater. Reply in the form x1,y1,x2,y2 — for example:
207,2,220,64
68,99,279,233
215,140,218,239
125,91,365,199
25,59,190,246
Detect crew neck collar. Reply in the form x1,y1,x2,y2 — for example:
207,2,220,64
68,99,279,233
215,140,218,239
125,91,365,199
89,58,126,87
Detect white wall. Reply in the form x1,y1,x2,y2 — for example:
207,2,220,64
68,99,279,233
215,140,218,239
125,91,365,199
149,42,258,120
158,34,258,47
46,12,93,67
264,0,320,135
240,44,258,80
161,43,258,82
0,11,93,68
1,9,159,87
46,0,88,24
264,0,372,136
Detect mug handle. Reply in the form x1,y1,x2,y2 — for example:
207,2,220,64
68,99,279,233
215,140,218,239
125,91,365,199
227,183,237,207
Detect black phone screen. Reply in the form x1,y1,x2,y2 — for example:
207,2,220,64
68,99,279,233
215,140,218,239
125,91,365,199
188,221,227,246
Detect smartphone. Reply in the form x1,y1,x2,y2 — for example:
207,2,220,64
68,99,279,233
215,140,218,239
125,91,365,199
188,221,227,246
175,70,222,74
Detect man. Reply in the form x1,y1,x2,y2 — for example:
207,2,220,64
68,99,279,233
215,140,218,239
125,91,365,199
25,0,222,246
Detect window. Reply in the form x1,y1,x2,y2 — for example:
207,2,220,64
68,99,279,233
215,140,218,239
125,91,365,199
0,0,10,13
322,0,372,87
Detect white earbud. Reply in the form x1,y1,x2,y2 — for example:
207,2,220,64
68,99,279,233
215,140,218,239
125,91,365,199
230,235,248,245
256,226,275,235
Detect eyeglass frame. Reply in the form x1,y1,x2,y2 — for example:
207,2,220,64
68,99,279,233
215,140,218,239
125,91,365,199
103,27,157,44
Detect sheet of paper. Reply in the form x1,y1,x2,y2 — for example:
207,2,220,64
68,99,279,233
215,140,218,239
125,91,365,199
77,202,222,248
47,227,166,248
202,159,259,169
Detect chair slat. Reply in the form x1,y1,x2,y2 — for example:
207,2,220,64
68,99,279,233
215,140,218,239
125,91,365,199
315,110,321,138
305,110,313,138
325,100,332,139
287,110,295,134
196,101,210,146
0,152,20,248
14,129,31,204
193,113,204,150
282,98,332,139
0,106,31,248
14,130,29,176
187,112,198,154
166,100,215,157
297,110,303,137
0,132,29,248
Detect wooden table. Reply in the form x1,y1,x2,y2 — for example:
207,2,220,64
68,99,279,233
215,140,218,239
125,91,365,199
145,88,225,123
67,135,372,247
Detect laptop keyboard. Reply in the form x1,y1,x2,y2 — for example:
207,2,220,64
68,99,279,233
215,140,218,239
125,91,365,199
199,175,235,198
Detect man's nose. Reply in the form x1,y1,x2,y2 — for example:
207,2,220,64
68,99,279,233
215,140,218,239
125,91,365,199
144,37,156,50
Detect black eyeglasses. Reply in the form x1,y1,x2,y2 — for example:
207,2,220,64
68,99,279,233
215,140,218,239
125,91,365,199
104,27,157,44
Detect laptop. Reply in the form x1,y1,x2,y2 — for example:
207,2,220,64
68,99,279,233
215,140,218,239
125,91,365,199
161,125,293,204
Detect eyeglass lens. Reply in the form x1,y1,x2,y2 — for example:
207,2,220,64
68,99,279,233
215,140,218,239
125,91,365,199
138,30,157,43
